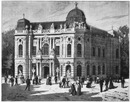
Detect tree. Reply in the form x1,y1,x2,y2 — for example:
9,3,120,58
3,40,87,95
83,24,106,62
114,25,129,78
2,29,15,76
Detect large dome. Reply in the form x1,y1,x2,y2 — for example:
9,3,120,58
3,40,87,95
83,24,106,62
66,6,86,27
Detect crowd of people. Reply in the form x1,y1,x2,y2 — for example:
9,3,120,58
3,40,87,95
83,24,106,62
4,74,126,94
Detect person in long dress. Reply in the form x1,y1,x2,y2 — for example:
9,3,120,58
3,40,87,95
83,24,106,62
121,77,125,88
109,77,114,89
77,81,82,95
70,83,76,96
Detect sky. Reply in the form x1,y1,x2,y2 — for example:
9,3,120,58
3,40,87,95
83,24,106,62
2,1,129,32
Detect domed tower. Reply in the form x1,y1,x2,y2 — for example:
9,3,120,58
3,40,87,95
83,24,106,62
15,14,32,79
16,14,30,30
66,2,86,28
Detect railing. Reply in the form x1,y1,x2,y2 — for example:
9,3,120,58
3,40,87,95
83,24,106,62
15,28,75,35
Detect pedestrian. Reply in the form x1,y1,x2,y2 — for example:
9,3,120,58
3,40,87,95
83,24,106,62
38,76,41,84
121,77,125,88
35,75,38,85
55,75,57,84
62,76,66,88
109,77,114,89
15,76,18,85
69,83,76,96
66,78,69,88
48,76,52,85
77,81,82,96
10,76,14,87
105,76,109,91
4,75,7,83
99,77,104,92
25,76,30,91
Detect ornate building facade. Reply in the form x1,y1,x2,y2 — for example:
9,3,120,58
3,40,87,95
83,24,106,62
14,4,120,79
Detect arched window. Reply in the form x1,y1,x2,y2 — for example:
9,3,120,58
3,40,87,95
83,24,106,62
98,66,101,75
102,64,105,74
77,65,82,77
87,65,89,75
103,48,105,58
42,43,49,55
67,44,71,56
115,66,119,74
77,44,82,57
92,65,96,75
19,44,23,57
92,47,95,56
98,48,100,57
116,49,119,59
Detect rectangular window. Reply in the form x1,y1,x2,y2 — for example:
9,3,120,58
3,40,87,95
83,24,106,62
55,46,60,56
32,46,36,56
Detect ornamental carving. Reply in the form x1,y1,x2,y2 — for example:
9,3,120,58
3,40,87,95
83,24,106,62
55,39,60,45
85,61,90,65
38,24,43,31
77,61,82,65
66,61,71,65
42,35,49,44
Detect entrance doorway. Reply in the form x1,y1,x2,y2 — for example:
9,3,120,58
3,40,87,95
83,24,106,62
44,66,49,78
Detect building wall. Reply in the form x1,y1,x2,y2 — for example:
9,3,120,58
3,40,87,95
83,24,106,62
14,27,120,79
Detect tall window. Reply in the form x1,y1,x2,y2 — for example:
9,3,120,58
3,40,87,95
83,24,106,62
42,43,49,55
92,65,96,75
19,44,23,57
98,48,100,57
55,46,60,56
98,66,101,75
77,44,82,57
116,49,119,59
115,66,119,74
87,65,90,75
32,46,36,56
102,64,105,74
92,47,95,56
103,48,105,58
67,44,71,56
77,65,82,77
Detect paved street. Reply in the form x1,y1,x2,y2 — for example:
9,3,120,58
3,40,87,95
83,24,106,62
2,78,129,101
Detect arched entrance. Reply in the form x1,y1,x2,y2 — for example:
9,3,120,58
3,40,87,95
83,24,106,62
18,65,23,75
44,66,49,78
66,65,71,77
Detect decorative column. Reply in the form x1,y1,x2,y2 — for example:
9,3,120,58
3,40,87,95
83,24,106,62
28,25,33,79
50,37,52,53
37,38,39,52
60,37,62,57
36,62,38,76
23,38,26,58
40,62,41,77
15,38,18,58
49,62,52,76
72,37,74,58
53,37,55,49
52,62,54,76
